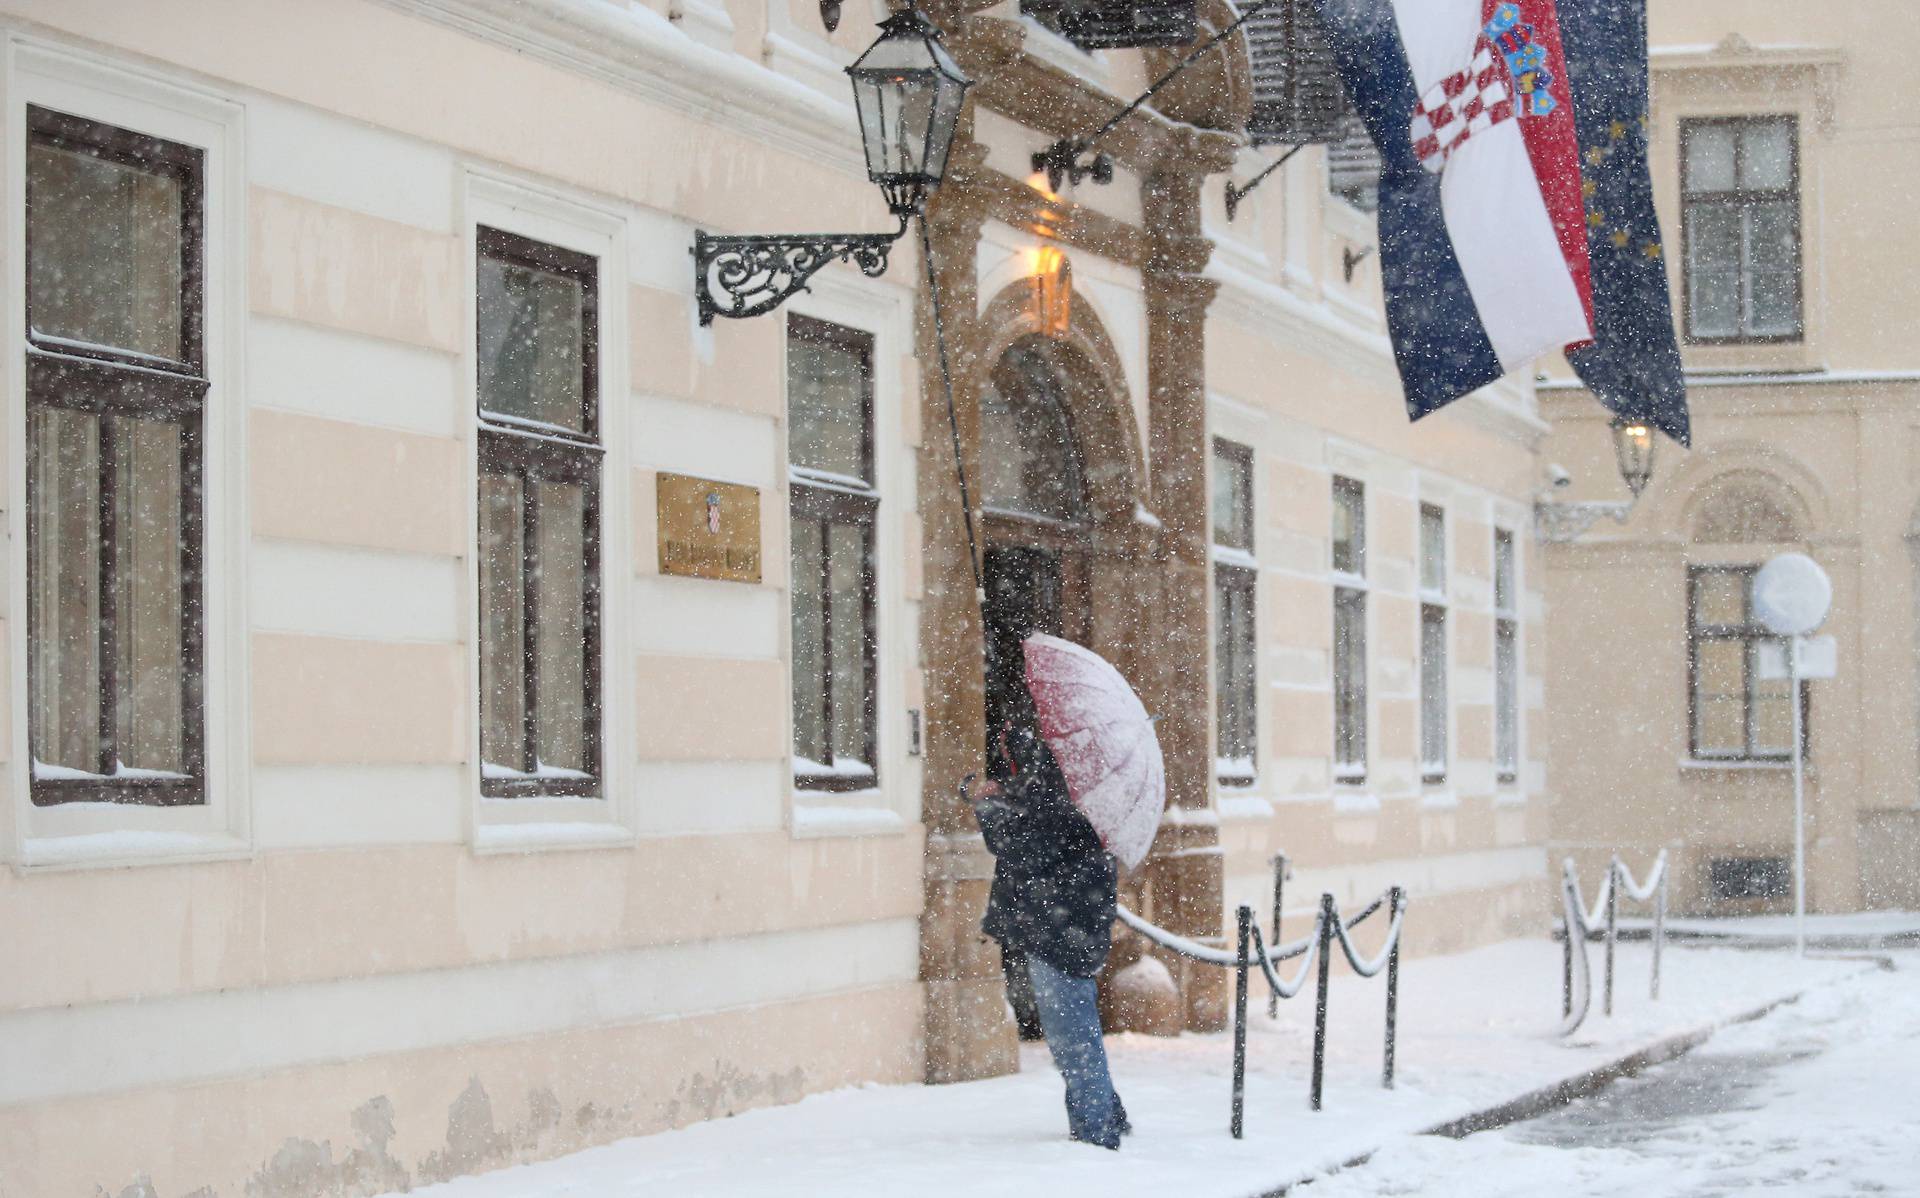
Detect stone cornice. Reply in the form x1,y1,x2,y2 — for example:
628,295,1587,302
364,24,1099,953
372,0,867,173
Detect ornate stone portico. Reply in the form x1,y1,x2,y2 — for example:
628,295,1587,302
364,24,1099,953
915,3,1240,1080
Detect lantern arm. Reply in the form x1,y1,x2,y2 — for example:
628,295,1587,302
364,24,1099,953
1224,142,1307,220
692,218,909,325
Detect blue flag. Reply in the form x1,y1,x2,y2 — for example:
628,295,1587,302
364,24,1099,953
1558,0,1690,445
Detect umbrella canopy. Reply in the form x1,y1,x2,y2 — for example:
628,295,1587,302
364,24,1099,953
1021,634,1166,869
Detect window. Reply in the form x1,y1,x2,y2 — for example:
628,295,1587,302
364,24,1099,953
476,227,602,798
788,316,878,792
1331,476,1366,782
1213,439,1255,786
1493,528,1519,784
25,106,206,807
1709,856,1789,902
1688,565,1804,760
1418,503,1447,784
1681,116,1801,342
1327,116,1382,213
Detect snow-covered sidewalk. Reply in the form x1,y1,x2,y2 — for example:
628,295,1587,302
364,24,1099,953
394,939,1868,1198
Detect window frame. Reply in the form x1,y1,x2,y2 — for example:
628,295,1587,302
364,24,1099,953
1331,475,1367,785
1417,502,1447,785
788,313,880,794
1679,114,1803,346
23,103,208,809
1492,527,1520,785
474,226,604,800
1686,564,1808,762
1212,438,1256,787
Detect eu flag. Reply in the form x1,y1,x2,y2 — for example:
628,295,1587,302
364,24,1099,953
1559,0,1690,446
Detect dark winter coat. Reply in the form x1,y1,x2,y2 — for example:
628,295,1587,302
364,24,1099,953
975,721,1117,979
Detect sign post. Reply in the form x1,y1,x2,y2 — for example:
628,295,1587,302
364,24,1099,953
1751,553,1833,957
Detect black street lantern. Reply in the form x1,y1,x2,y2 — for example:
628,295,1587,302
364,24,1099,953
693,9,972,324
1611,415,1656,497
848,8,972,219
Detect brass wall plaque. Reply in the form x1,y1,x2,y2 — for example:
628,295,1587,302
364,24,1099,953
657,473,763,583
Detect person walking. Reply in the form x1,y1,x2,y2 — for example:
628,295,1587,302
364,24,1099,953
973,683,1130,1150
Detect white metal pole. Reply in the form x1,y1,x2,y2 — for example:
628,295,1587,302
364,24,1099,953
1789,635,1807,957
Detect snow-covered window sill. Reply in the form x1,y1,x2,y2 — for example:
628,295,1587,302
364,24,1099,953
19,831,251,872
471,822,634,855
1418,789,1459,811
1333,789,1381,814
791,803,906,839
1493,787,1527,808
1218,794,1275,823
1679,757,1800,774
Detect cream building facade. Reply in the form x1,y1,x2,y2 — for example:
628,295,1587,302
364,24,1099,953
1542,1,1920,915
0,1,1555,1194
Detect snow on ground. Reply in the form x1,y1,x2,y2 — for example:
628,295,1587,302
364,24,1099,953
1293,951,1920,1197
394,938,1867,1198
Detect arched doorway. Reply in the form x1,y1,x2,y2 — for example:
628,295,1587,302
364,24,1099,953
979,335,1097,744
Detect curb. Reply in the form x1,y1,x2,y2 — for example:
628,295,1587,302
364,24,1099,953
1253,989,1810,1197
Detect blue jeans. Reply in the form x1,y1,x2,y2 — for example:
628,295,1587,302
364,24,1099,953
1026,955,1122,1148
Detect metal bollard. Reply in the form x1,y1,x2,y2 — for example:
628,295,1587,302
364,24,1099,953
1383,886,1402,1090
1268,853,1289,1019
1651,870,1667,1001
1311,893,1335,1112
1604,858,1619,1018
1231,905,1251,1139
1561,895,1573,1019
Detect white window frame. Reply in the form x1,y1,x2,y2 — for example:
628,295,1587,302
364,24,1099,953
461,169,633,854
4,38,250,869
1493,526,1520,787
1418,501,1448,785
783,271,915,839
1330,474,1367,786
1211,437,1257,788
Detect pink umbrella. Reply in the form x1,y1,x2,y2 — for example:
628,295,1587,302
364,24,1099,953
1021,633,1166,870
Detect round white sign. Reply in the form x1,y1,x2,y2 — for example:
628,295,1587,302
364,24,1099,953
1753,552,1831,637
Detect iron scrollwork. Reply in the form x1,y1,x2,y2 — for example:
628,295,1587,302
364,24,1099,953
693,221,907,325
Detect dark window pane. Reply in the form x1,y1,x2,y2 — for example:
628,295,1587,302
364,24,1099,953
790,517,827,765
1212,442,1252,550
114,416,184,774
28,137,183,361
1215,569,1256,778
478,472,527,773
788,327,870,481
1740,121,1793,190
1332,477,1364,576
1334,586,1367,774
1684,123,1736,192
534,480,590,774
1420,605,1446,776
28,406,102,773
1496,619,1518,776
827,522,873,776
1493,529,1516,613
1692,569,1747,629
981,341,1090,522
477,253,588,433
1693,638,1746,755
1419,504,1445,594
1747,202,1800,335
1751,661,1793,756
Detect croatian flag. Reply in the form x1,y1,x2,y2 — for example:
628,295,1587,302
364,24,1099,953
1312,0,1594,418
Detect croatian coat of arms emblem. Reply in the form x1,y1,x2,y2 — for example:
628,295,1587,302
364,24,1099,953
1409,2,1559,173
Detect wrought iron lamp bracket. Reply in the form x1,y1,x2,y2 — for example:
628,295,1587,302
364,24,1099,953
1031,141,1114,194
1533,498,1633,543
693,220,908,325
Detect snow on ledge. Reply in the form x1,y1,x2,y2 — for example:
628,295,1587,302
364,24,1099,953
21,830,250,870
472,822,633,854
792,804,905,839
1218,794,1276,822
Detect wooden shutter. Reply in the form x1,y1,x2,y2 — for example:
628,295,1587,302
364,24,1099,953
1327,115,1382,211
1245,0,1347,146
1022,0,1198,50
